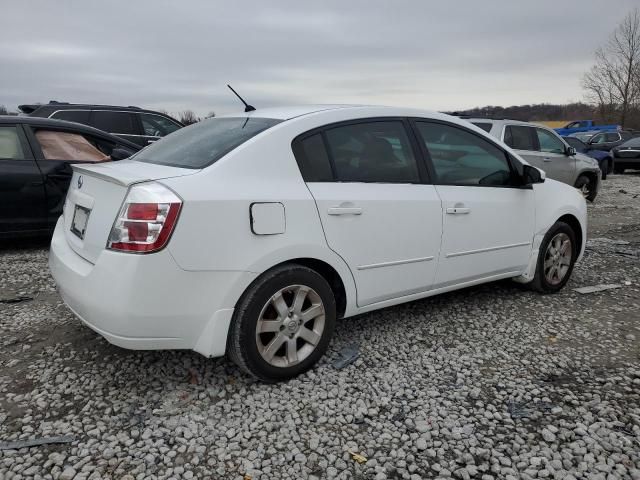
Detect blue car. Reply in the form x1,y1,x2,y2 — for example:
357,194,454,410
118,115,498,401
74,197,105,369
563,136,611,180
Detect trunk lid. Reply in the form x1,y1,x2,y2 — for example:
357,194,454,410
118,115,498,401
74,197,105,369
63,160,197,264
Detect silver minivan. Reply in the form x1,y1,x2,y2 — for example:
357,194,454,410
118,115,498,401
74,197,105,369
466,118,601,201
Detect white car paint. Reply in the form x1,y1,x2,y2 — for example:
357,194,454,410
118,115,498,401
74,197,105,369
49,105,587,358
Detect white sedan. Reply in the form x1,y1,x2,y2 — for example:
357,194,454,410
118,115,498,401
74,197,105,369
49,105,586,381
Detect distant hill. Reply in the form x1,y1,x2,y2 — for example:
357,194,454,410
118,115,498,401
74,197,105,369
447,103,597,122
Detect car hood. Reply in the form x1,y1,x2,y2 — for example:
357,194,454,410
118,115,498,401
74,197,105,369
575,152,600,168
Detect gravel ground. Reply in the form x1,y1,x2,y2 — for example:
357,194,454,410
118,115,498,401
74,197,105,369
1,174,640,480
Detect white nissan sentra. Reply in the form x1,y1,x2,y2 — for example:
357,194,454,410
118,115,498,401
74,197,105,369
50,105,586,381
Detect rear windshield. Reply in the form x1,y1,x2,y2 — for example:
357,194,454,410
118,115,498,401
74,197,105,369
134,117,282,168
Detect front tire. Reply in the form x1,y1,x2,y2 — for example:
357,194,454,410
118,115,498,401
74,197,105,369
531,221,577,293
227,264,336,382
574,174,597,202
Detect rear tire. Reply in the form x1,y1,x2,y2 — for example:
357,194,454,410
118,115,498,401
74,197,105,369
227,264,336,382
531,221,577,293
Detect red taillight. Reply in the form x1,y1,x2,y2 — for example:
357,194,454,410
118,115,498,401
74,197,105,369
107,183,182,254
127,203,158,220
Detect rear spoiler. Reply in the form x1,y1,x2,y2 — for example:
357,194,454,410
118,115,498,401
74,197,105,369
18,104,40,114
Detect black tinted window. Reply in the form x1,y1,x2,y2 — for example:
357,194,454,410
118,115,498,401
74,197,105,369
293,134,333,182
564,137,585,150
536,128,565,154
471,122,492,133
504,126,536,150
50,110,90,125
135,117,281,169
91,111,137,135
605,132,620,142
324,121,420,183
416,122,513,186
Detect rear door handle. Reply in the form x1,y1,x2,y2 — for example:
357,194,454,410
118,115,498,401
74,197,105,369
543,157,552,162
446,207,471,215
327,206,363,216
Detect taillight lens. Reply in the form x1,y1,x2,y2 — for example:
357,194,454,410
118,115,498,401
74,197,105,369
107,183,182,253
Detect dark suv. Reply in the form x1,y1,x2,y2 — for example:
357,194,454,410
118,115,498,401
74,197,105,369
19,102,183,147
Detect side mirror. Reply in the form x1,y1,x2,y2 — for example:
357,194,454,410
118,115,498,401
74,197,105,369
111,147,133,161
565,146,576,156
523,164,545,185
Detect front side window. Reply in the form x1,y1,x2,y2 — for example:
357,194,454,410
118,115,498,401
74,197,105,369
140,113,181,137
589,133,606,144
90,111,138,135
50,110,91,125
504,125,536,151
135,117,281,169
323,121,420,183
416,122,513,186
34,130,110,162
0,126,26,160
536,128,565,154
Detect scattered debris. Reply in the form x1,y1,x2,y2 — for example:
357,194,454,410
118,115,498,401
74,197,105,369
619,189,628,194
0,296,33,304
0,435,75,451
188,368,200,385
243,475,252,480
507,400,532,419
333,344,360,369
573,284,622,295
348,451,367,464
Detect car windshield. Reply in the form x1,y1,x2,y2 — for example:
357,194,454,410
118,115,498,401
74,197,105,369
134,117,282,168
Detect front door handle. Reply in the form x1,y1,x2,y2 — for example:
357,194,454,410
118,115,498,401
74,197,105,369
446,206,470,215
543,157,552,162
327,206,363,216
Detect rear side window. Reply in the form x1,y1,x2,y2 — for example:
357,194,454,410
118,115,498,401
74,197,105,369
605,132,620,142
504,125,536,151
293,133,333,182
91,111,138,135
471,122,492,133
135,117,282,169
50,110,91,125
415,122,513,187
323,121,420,183
0,126,26,160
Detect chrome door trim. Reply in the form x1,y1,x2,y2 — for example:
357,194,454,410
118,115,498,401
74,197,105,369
357,256,434,270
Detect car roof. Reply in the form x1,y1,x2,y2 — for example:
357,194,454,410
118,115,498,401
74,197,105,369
19,103,183,123
0,115,141,150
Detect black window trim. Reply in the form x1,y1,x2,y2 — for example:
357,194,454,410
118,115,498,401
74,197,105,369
291,117,432,185
409,118,527,189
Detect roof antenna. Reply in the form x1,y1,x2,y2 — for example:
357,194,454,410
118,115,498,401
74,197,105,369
227,84,256,112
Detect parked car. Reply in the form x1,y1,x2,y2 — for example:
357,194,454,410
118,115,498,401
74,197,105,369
612,136,640,173
49,105,587,381
0,116,140,238
554,120,620,137
562,136,612,180
19,101,183,147
568,130,603,142
586,130,637,153
466,118,601,201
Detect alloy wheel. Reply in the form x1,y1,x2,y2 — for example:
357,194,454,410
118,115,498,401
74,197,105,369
255,285,326,368
543,233,572,285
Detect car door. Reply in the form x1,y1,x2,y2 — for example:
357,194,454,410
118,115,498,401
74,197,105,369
24,126,115,230
0,124,48,235
413,120,535,287
588,132,620,152
292,119,443,307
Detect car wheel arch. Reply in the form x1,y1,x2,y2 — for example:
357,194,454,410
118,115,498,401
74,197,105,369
556,213,583,259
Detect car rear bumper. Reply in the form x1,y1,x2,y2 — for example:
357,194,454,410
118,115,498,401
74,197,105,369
49,218,256,357
614,155,640,169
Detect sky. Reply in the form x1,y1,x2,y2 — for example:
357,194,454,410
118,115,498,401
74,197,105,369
1,1,638,118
